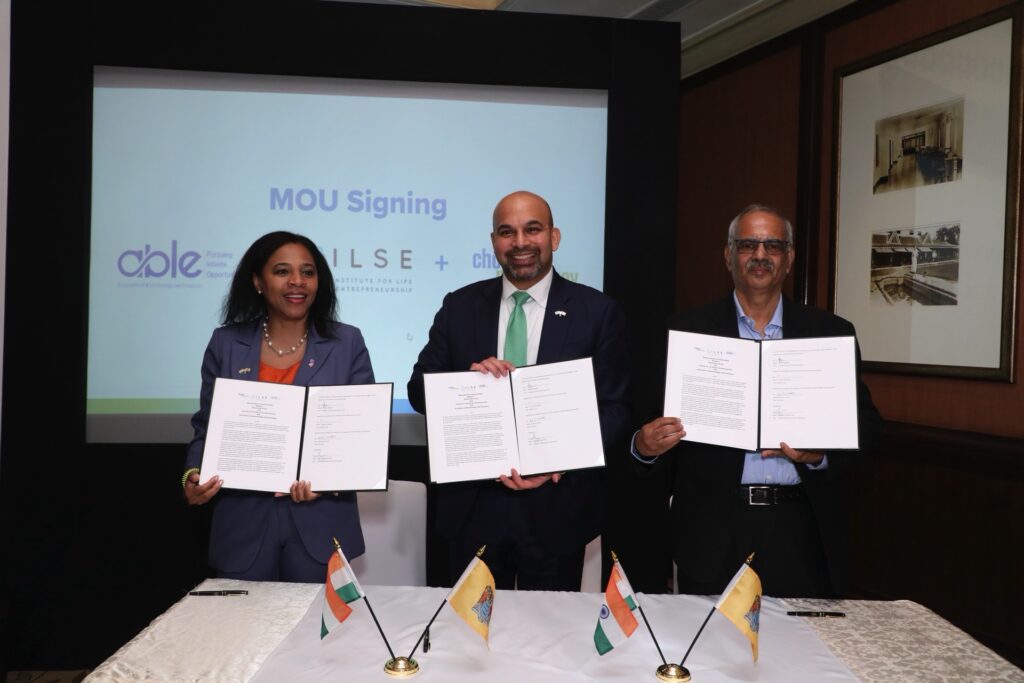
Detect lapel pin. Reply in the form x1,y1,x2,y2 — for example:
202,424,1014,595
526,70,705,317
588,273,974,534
308,359,316,368
238,367,252,375
554,310,567,317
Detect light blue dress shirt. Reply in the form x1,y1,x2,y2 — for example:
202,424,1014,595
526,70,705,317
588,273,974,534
734,293,806,484
633,292,827,483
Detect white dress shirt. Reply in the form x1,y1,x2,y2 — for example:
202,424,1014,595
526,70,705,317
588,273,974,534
496,269,553,366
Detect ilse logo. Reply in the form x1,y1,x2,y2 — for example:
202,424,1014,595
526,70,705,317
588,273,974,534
118,241,202,278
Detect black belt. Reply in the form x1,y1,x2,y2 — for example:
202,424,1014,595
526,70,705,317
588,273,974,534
738,484,806,506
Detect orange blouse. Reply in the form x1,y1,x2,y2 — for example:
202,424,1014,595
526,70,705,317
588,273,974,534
259,360,301,385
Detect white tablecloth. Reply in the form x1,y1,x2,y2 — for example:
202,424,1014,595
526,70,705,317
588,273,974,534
86,579,1023,683
253,585,855,683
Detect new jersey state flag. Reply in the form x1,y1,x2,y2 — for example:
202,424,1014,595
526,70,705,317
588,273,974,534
715,561,762,661
594,559,640,655
321,544,365,639
447,556,495,643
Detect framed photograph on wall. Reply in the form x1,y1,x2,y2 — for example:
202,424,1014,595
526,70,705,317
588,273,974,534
832,10,1020,380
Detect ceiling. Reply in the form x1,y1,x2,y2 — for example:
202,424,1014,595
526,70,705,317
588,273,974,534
329,0,859,77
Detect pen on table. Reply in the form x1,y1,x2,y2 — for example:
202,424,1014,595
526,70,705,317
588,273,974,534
787,610,845,618
189,590,248,596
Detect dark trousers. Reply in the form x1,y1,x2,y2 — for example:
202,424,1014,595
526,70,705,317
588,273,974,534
446,487,585,591
217,498,326,583
677,493,833,598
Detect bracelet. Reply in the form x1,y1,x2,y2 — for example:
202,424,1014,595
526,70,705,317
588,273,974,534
182,467,200,489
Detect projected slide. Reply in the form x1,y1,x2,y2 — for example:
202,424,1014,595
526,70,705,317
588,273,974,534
88,68,607,441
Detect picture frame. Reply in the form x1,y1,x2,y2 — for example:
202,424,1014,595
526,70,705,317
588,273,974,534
831,9,1020,381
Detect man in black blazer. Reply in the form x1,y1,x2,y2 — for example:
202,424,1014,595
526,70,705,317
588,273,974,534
635,204,881,598
408,191,630,590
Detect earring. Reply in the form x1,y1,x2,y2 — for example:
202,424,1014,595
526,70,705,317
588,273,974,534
257,288,263,294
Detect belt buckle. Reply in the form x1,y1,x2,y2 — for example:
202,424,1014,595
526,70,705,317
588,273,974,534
748,485,773,506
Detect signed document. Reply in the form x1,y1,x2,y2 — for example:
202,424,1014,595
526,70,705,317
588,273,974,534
664,331,858,451
423,357,604,483
200,378,392,493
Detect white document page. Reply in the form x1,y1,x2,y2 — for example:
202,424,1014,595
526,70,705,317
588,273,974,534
423,371,519,483
300,383,392,491
664,330,760,451
200,378,306,493
760,336,859,449
512,358,605,476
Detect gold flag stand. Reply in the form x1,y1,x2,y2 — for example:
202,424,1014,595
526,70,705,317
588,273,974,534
661,552,758,681
328,538,417,677
656,663,691,681
387,546,489,677
383,656,420,678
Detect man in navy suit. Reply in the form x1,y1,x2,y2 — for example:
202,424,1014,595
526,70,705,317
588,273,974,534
634,204,881,598
408,191,630,590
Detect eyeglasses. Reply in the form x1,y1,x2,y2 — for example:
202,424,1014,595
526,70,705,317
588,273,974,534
730,239,791,255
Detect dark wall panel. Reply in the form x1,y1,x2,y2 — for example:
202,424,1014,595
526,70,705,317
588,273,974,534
678,45,803,312
850,423,1024,660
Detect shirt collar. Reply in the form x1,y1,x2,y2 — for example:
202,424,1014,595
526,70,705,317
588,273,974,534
732,290,783,339
502,268,553,309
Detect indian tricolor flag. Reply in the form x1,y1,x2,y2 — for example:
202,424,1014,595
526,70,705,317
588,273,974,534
320,544,364,639
594,560,639,655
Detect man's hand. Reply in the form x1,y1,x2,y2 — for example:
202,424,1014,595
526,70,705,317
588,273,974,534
184,473,222,505
761,442,824,465
636,417,686,457
275,480,321,503
470,356,516,378
498,468,562,491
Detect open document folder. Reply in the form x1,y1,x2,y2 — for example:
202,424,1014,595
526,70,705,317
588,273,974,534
664,330,859,451
423,357,605,483
200,378,393,492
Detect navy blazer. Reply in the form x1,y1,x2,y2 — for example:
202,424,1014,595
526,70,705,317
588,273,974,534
653,295,882,594
407,271,631,554
186,320,374,573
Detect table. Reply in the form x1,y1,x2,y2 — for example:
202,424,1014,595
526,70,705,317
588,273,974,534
85,579,1023,683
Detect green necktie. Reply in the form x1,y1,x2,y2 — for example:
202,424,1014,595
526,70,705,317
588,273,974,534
503,290,531,367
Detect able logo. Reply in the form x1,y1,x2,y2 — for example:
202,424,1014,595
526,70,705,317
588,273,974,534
117,241,202,279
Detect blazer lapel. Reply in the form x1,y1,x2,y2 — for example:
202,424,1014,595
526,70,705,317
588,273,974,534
232,323,262,380
537,272,570,364
293,325,335,385
709,295,742,338
476,278,502,360
777,297,811,339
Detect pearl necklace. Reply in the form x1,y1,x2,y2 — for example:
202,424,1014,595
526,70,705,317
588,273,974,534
263,319,308,357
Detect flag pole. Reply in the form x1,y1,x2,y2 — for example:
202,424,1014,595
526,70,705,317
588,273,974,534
406,599,446,659
677,552,756,667
363,597,396,661
637,604,668,665
678,606,715,666
611,551,668,667
332,538,397,662
405,545,487,660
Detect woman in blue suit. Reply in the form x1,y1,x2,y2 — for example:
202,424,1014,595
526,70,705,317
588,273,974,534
183,231,374,582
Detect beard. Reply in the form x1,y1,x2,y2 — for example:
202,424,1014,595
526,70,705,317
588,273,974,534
501,248,546,283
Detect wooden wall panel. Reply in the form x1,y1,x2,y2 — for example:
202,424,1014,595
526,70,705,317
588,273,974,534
850,423,1024,658
815,0,1024,437
677,45,802,312
678,0,1024,663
